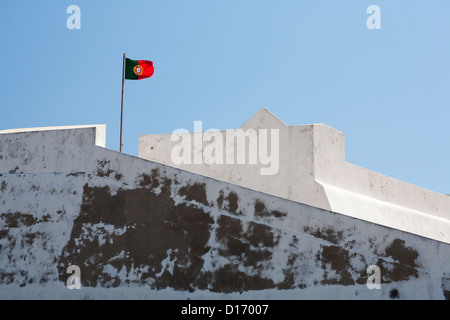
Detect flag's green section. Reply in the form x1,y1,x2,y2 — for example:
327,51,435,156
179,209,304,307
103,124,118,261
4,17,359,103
125,58,139,80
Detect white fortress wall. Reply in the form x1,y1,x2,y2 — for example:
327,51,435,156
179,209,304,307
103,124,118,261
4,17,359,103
1,124,450,299
139,108,450,243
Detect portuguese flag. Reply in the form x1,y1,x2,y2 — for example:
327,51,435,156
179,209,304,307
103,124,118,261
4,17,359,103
125,58,154,80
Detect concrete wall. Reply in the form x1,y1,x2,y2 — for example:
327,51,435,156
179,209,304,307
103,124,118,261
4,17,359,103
139,108,450,244
1,125,450,299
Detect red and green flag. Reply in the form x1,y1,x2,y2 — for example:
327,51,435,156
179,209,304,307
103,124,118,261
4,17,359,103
119,54,154,153
125,58,154,80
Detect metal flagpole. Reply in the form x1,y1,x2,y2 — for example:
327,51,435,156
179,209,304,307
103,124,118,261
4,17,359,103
120,53,126,152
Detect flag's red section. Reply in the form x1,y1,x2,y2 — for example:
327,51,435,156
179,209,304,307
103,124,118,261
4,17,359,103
136,60,154,79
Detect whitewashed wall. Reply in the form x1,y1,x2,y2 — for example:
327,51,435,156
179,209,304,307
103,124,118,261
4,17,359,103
0,125,449,299
139,108,450,244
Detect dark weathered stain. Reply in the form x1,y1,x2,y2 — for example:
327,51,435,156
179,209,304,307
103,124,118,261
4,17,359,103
214,215,279,290
254,199,265,215
138,173,152,188
247,222,280,248
217,190,225,208
289,235,299,248
58,184,214,292
78,185,126,226
65,172,85,177
0,227,50,286
304,226,344,245
378,238,419,282
138,169,161,190
381,260,418,282
385,239,419,267
226,191,239,214
9,166,19,174
216,215,245,257
20,231,42,249
277,269,295,289
0,181,6,192
150,169,160,188
178,182,209,206
390,288,400,299
96,160,114,177
0,229,8,239
0,272,15,285
98,159,109,167
56,209,67,222
319,245,355,285
216,190,241,215
254,199,287,219
277,235,303,289
97,168,115,177
210,264,275,293
444,290,450,300
442,275,450,300
149,168,160,188
0,212,37,228
216,215,278,260
160,177,172,195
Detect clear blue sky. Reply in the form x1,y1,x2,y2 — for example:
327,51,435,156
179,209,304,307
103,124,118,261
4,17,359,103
0,1,449,194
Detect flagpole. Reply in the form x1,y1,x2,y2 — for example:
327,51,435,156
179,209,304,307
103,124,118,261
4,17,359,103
120,53,126,152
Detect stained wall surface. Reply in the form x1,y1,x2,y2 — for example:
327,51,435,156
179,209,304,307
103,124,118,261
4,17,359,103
1,125,449,299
